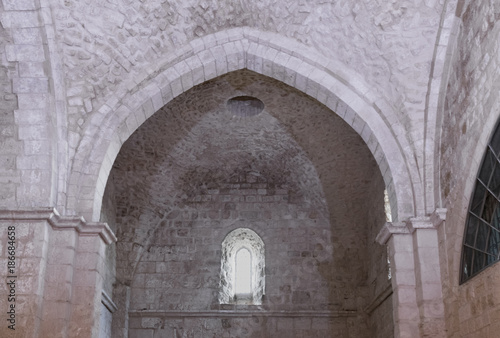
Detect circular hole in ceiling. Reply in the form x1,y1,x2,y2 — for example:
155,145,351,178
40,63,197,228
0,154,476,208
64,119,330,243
227,96,264,117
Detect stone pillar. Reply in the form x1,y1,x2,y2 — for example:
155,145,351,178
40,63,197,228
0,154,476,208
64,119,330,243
376,209,447,338
377,222,420,338
68,229,112,337
408,209,447,337
40,226,78,337
111,283,131,338
0,209,51,338
0,208,116,338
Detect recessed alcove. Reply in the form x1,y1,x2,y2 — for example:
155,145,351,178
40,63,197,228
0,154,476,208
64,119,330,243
106,70,389,337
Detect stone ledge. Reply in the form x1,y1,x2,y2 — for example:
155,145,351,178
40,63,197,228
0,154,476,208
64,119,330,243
376,208,448,244
408,208,448,232
128,309,357,318
102,291,118,313
376,222,410,245
0,207,117,244
364,283,393,314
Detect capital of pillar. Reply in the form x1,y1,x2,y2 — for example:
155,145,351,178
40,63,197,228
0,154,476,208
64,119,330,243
376,208,447,245
375,208,447,338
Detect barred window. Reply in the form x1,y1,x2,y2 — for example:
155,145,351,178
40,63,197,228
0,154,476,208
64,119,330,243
460,122,500,283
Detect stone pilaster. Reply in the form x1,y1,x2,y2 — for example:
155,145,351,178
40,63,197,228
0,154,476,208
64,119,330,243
376,209,447,338
111,283,131,338
377,222,420,338
0,208,116,338
408,209,447,337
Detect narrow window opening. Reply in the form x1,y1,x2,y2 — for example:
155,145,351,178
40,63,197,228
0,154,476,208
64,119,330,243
219,228,265,305
387,246,392,280
235,248,252,295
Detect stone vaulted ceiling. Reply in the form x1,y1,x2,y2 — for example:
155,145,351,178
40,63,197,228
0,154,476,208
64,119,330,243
56,0,443,162
110,70,382,279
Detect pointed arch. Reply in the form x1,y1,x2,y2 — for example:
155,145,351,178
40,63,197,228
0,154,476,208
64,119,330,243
219,228,265,305
65,28,421,223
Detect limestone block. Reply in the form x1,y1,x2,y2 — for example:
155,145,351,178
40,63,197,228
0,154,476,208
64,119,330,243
16,93,48,109
12,27,42,45
2,0,37,11
5,45,44,62
1,11,39,28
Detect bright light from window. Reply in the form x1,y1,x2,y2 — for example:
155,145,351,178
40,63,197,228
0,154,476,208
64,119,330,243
384,188,392,222
235,248,251,294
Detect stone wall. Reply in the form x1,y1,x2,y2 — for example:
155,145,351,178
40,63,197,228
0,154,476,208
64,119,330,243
128,314,367,338
0,0,20,208
52,0,443,152
0,0,472,336
101,172,117,297
366,179,393,337
0,209,115,338
440,0,500,336
109,70,387,336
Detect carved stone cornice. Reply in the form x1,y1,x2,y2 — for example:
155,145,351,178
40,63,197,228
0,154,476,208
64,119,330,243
376,209,447,244
0,208,117,245
430,208,447,228
376,222,410,245
407,208,448,233
128,309,357,318
102,291,118,313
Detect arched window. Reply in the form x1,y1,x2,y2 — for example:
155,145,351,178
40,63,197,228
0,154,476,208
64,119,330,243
460,121,500,283
219,228,265,305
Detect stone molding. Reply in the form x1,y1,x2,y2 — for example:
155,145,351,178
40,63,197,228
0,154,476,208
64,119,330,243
102,291,118,313
0,207,117,244
364,283,393,315
128,310,357,318
375,222,410,245
407,208,447,232
376,208,448,244
430,207,447,227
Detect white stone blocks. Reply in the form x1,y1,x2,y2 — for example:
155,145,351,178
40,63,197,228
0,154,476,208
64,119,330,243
199,56,217,83
273,52,293,80
184,55,204,87
16,155,50,170
173,61,193,93
13,77,48,93
16,93,48,110
12,27,42,45
1,10,39,28
5,45,44,62
2,0,38,11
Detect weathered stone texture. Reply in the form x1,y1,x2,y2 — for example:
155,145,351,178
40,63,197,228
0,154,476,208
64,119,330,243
440,0,500,336
100,172,117,297
127,314,365,338
4,0,499,337
366,173,394,337
0,0,21,208
107,70,387,336
52,0,443,169
0,220,48,338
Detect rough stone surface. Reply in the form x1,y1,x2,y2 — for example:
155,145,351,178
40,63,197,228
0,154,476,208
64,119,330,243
50,0,444,180
440,0,500,337
107,70,389,336
2,0,500,337
0,0,20,208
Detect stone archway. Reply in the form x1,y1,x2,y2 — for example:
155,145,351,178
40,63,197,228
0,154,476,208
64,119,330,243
65,28,421,225
108,68,390,337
